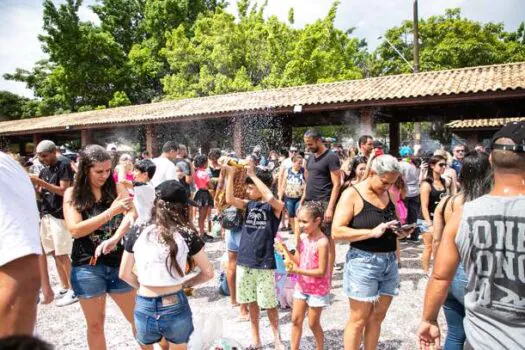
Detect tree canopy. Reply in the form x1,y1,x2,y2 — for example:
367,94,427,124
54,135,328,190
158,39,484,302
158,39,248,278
2,2,525,119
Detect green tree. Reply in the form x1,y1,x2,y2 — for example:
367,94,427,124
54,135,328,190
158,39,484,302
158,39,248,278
373,8,525,75
162,1,366,98
5,0,128,113
109,91,132,107
0,91,29,120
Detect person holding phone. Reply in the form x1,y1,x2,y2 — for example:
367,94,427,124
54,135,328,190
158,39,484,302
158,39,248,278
332,155,412,350
63,145,144,350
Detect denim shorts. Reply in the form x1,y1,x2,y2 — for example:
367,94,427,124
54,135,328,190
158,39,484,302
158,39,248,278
293,290,330,308
71,263,133,299
226,228,242,252
284,197,301,217
343,247,399,302
134,289,193,345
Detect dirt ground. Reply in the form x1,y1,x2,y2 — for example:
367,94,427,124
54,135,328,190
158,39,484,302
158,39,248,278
36,236,445,349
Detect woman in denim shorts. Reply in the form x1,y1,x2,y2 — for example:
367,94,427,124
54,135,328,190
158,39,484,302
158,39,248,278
63,145,141,349
332,155,412,350
119,180,214,349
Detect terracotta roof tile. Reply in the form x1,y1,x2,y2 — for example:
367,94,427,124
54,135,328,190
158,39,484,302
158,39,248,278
446,117,525,129
1,62,525,135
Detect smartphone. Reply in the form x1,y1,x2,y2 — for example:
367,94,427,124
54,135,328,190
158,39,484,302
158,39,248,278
400,223,417,231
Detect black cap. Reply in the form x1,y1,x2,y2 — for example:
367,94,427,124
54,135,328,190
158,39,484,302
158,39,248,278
491,121,525,153
373,140,383,149
155,180,197,206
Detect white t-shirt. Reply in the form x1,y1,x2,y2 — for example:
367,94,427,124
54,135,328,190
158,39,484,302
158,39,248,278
133,182,155,224
150,156,177,187
0,152,42,266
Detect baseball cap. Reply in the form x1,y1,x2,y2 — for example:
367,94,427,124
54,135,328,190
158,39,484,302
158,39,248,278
36,140,56,153
373,140,383,149
155,180,197,206
491,121,525,153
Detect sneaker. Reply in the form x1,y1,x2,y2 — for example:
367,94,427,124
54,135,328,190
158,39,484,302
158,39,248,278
55,290,78,307
54,289,68,300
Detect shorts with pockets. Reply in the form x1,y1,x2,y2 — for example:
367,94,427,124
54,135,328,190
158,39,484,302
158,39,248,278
284,197,301,217
236,265,277,309
226,228,242,253
134,289,193,345
40,214,73,255
71,263,133,299
293,290,330,308
343,247,399,302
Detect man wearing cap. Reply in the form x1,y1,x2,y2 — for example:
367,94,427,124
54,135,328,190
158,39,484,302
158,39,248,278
417,121,525,349
30,140,77,307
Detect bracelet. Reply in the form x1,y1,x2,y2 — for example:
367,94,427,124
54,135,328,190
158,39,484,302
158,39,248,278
104,210,112,223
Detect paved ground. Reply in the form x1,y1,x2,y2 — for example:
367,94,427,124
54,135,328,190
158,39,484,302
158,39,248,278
36,235,445,349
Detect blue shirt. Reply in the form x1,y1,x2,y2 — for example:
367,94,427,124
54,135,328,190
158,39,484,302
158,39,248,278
237,201,281,269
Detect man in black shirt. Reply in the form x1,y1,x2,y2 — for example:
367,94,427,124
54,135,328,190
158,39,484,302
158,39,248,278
30,140,77,307
300,129,342,272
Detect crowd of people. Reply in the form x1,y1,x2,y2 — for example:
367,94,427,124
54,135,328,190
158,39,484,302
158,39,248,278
0,121,523,350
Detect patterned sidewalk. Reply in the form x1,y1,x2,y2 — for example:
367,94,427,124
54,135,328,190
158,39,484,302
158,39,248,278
36,236,444,349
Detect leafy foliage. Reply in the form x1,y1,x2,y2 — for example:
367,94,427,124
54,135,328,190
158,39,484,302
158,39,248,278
2,3,525,122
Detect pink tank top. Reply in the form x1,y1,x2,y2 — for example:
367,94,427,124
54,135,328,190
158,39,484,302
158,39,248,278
296,235,330,296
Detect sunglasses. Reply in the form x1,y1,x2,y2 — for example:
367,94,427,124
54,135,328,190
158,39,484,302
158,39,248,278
437,163,446,167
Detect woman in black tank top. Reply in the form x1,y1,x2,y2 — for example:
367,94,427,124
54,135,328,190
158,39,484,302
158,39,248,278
419,155,449,273
332,155,412,350
63,145,145,350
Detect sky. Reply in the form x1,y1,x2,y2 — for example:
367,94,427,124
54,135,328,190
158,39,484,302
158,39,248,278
0,0,523,98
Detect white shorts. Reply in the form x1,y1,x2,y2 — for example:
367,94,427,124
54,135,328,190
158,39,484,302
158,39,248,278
40,215,73,256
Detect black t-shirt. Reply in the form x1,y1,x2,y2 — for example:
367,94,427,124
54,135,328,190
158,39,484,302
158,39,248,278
124,224,204,256
237,201,282,269
304,150,341,201
39,156,74,219
71,201,124,267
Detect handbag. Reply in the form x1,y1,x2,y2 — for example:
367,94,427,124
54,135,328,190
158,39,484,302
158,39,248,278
220,206,243,230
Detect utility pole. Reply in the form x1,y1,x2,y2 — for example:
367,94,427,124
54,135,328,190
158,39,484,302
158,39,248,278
413,0,420,73
413,0,421,145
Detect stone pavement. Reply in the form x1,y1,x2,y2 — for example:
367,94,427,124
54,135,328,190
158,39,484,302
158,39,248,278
36,235,444,349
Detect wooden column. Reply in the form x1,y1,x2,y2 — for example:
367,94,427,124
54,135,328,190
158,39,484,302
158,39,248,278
359,108,375,135
233,117,243,157
281,117,293,147
32,133,42,147
80,129,93,147
389,122,400,157
145,124,157,157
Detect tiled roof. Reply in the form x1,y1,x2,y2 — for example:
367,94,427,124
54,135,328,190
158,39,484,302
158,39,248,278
446,117,525,129
1,62,525,135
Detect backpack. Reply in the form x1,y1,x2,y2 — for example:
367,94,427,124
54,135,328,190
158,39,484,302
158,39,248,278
220,206,243,230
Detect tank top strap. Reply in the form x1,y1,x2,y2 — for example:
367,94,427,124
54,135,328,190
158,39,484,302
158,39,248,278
351,185,365,201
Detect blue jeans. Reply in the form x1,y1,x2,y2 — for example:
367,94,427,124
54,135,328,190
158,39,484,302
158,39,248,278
443,264,467,350
134,290,194,345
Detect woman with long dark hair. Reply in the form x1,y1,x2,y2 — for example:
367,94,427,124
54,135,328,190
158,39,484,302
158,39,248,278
431,151,491,350
419,155,450,273
63,145,140,350
119,180,214,349
347,156,368,185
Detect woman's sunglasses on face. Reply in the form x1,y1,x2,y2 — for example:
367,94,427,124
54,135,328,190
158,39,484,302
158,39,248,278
437,163,446,168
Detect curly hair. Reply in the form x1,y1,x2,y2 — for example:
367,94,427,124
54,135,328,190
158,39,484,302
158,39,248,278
71,145,116,212
298,201,324,225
